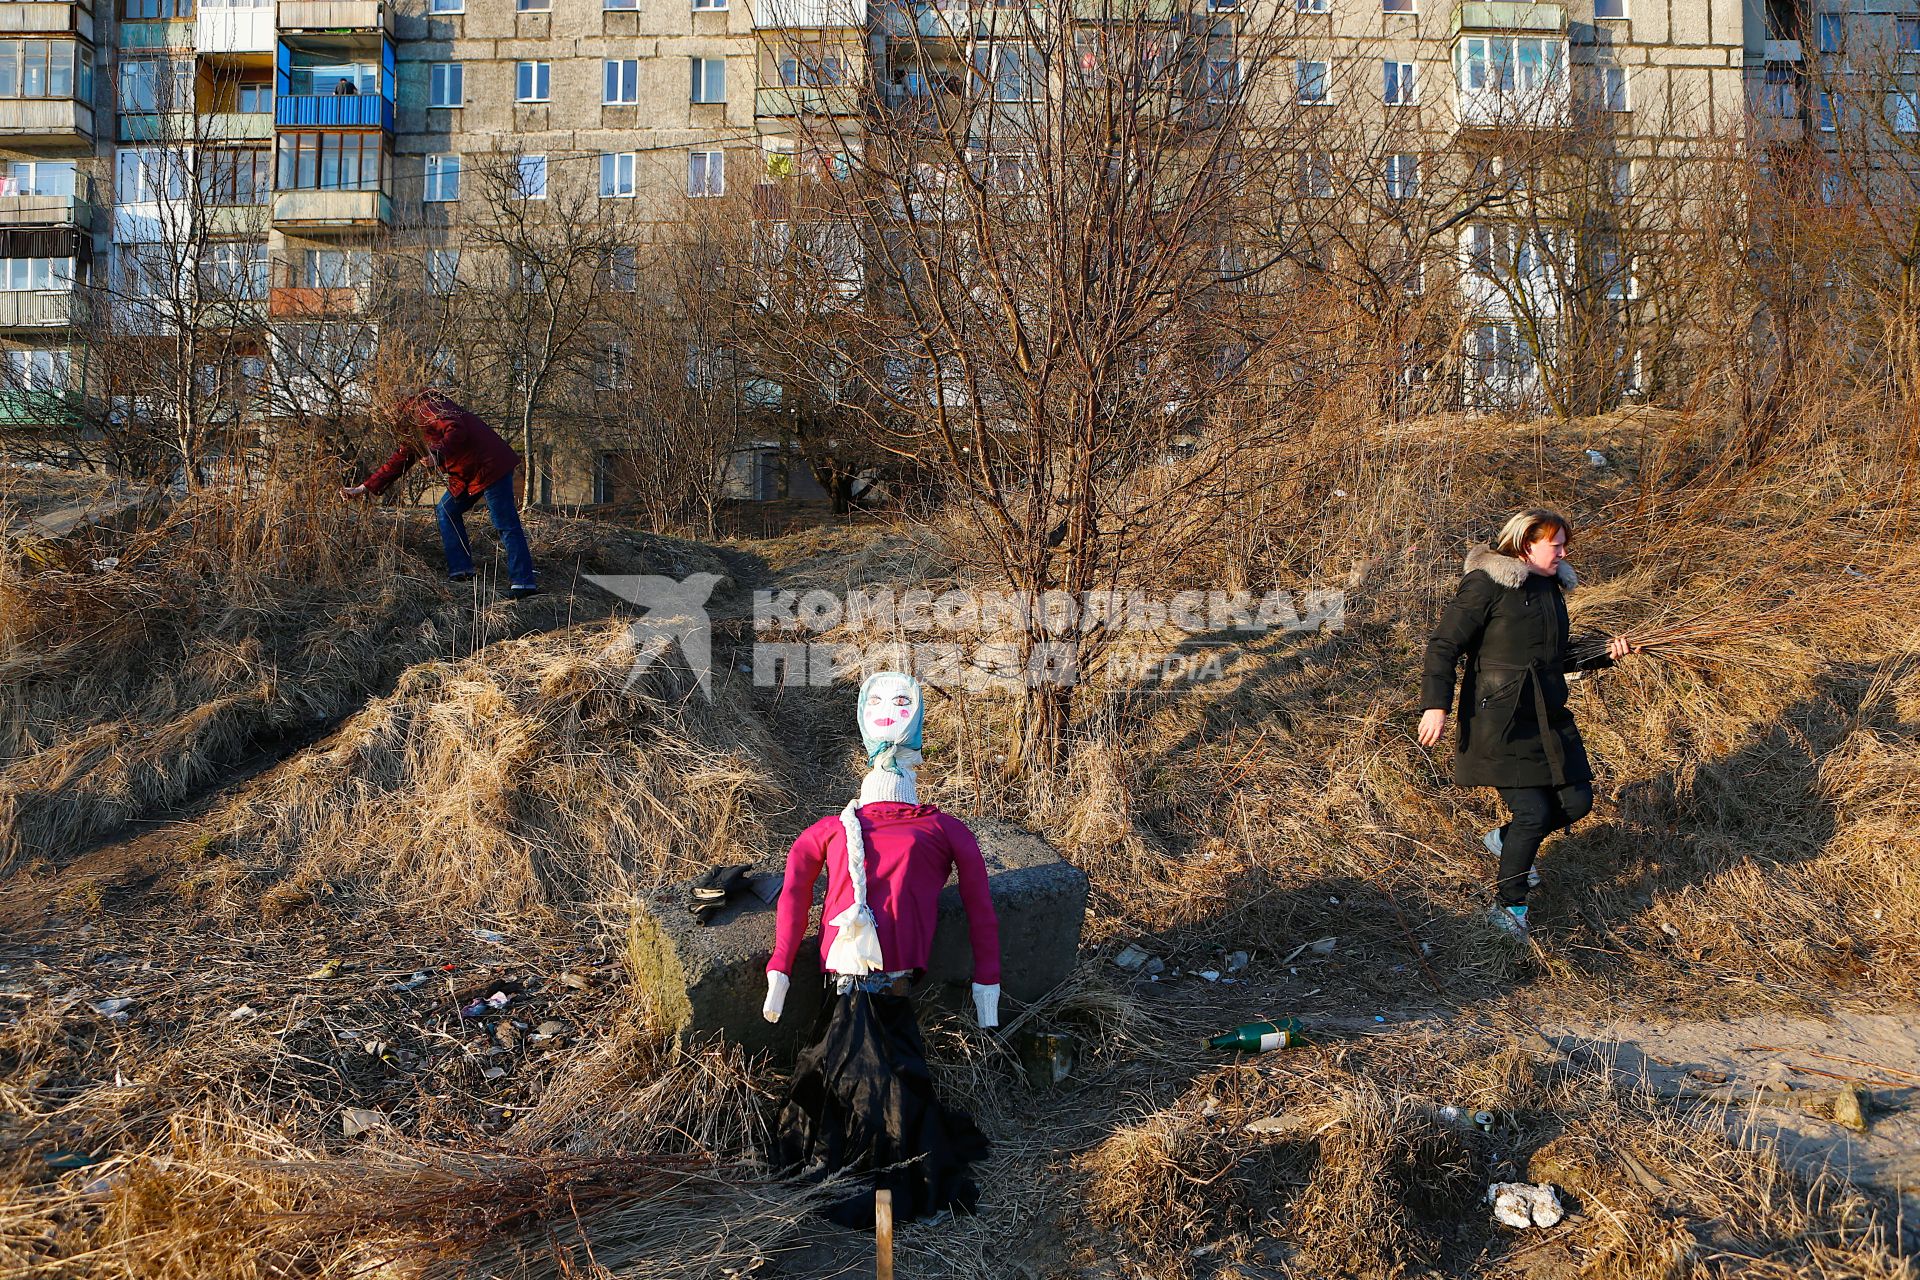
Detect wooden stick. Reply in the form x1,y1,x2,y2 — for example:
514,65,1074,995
875,1187,894,1280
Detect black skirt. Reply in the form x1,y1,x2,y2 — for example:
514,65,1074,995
775,988,989,1230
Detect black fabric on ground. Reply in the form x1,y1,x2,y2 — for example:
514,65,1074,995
775,988,989,1230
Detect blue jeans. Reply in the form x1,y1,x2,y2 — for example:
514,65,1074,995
436,474,536,588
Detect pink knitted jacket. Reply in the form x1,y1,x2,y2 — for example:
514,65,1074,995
767,801,1002,985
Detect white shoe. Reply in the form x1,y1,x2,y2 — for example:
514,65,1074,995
1484,827,1541,889
1488,905,1531,942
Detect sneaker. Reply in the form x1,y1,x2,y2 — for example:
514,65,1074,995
506,584,541,600
449,571,476,583
1487,905,1531,942
1483,827,1541,889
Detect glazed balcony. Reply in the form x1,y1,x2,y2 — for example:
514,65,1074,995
275,0,393,33
0,0,94,41
196,0,273,52
272,187,390,228
753,0,865,27
274,92,393,129
1450,0,1564,33
755,83,862,116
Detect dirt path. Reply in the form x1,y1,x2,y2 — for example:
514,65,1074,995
1547,1007,1920,1245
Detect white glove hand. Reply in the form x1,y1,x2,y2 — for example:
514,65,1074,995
763,971,790,1024
972,982,1001,1029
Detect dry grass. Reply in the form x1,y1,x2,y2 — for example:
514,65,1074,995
1076,1029,1912,1280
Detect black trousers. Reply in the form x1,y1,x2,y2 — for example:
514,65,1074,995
1493,783,1593,906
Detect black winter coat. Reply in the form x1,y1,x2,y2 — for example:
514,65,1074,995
1420,544,1613,789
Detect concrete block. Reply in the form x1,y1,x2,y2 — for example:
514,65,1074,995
628,817,1088,1061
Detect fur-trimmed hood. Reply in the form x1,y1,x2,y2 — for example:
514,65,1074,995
1464,541,1577,590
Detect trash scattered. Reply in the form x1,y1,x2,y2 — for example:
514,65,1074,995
1113,945,1153,972
341,1108,386,1138
390,971,434,993
556,972,592,991
1585,448,1609,468
1308,937,1337,956
227,1005,255,1022
1488,1182,1564,1229
469,928,507,944
1374,1015,1387,1023
536,1020,565,1037
1015,1030,1077,1087
307,959,343,980
1244,1115,1309,1137
44,1151,104,1170
1659,922,1682,941
91,556,121,572
1225,951,1250,974
483,1066,508,1080
1143,956,1166,975
460,1000,489,1018
1206,1018,1306,1053
1327,896,1341,905
1472,1110,1496,1132
91,997,133,1016
1198,970,1221,982
486,991,511,1009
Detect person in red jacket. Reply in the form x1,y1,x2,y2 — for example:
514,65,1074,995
341,390,539,598
763,671,999,1230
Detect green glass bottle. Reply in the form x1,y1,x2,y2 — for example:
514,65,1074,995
1204,1018,1305,1053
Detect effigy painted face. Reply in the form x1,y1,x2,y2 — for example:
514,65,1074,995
858,671,923,761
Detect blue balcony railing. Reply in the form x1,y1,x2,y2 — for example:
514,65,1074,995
274,93,393,130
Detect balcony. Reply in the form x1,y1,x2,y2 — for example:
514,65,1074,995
118,19,193,47
275,0,394,32
205,203,271,236
0,289,83,330
3,98,94,148
206,110,274,139
0,191,96,230
275,94,394,130
753,0,865,27
878,1,1034,40
197,2,273,52
756,84,862,116
272,188,390,228
0,387,84,429
0,2,93,41
267,279,365,318
118,110,272,141
1451,1,1564,32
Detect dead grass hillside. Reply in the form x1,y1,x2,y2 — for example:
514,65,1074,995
0,474,737,875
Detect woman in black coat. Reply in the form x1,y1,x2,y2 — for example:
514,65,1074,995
1418,509,1635,940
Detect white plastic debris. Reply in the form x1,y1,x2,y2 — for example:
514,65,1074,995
1308,937,1337,956
1585,449,1609,467
92,997,133,1015
91,557,120,572
469,928,507,944
341,1108,386,1138
1225,950,1250,973
1198,970,1221,982
1488,1182,1564,1229
1113,945,1152,971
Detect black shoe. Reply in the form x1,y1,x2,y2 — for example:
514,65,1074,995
449,571,476,583
506,584,541,600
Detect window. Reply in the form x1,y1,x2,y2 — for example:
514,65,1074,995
1383,0,1413,10
1600,64,1628,111
5,348,70,391
691,56,725,103
513,253,544,294
1594,0,1625,17
423,153,461,202
693,0,727,9
1456,36,1564,95
1819,171,1844,205
688,149,724,196
517,0,550,10
1384,58,1415,104
780,54,846,85
1610,158,1632,202
201,241,266,299
429,0,462,13
1815,12,1841,53
1296,58,1328,102
301,247,371,289
515,153,547,197
600,150,637,197
199,147,271,204
1296,0,1328,10
275,131,387,190
1819,90,1840,130
425,247,459,294
1385,152,1418,199
1901,18,1920,54
428,62,463,107
605,0,637,9
604,58,639,103
237,80,270,112
1301,152,1333,198
0,257,71,291
122,0,191,18
2,161,76,198
1598,247,1630,300
516,60,550,101
602,245,638,291
0,40,93,100
427,346,457,383
1760,62,1795,116
595,341,632,389
115,147,189,202
975,44,1040,101
1205,32,1239,101
1892,92,1919,133
119,58,190,113
286,56,376,96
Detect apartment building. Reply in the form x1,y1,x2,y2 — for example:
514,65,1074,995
0,0,1897,483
